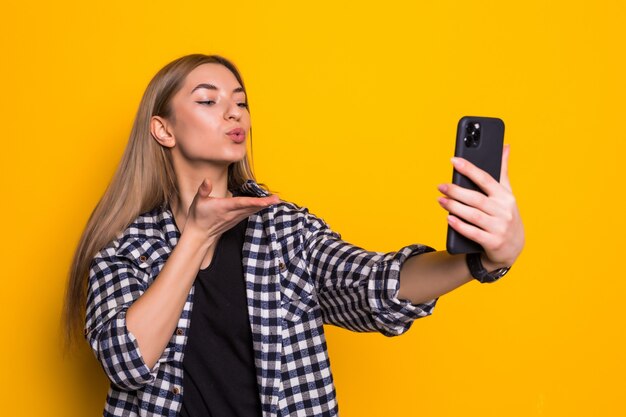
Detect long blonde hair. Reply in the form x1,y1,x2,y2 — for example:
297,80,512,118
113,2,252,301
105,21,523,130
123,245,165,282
63,54,270,349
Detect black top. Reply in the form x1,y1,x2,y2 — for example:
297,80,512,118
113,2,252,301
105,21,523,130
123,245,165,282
179,217,262,417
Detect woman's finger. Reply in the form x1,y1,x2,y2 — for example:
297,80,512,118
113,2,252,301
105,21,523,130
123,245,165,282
500,144,512,192
451,157,500,197
208,195,280,221
437,183,503,217
446,214,493,248
192,194,279,221
438,196,495,232
196,178,213,198
225,195,281,211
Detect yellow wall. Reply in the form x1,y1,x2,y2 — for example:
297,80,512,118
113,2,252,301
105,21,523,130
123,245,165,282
1,1,624,415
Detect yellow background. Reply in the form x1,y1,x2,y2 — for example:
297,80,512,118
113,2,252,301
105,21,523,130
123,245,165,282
1,0,624,415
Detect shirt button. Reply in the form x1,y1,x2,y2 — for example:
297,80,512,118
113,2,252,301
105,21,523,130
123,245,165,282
172,386,180,395
278,261,286,272
175,328,184,336
139,255,148,263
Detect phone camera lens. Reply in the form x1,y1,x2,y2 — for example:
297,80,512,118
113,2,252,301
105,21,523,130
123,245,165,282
464,122,481,147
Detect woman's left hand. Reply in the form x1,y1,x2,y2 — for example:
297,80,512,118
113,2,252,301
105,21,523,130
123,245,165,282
436,144,525,269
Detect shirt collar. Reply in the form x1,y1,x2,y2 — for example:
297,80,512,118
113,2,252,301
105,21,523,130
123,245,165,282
232,179,270,198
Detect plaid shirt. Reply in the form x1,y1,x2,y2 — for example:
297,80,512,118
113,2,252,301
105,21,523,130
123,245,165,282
85,179,438,417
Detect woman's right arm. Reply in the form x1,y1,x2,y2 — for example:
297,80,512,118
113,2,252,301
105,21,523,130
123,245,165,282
84,229,215,390
125,227,214,369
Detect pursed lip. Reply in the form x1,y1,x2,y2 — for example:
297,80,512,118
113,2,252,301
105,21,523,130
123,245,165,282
226,127,245,136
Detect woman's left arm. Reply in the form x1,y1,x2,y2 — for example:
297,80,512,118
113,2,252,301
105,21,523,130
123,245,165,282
397,144,525,305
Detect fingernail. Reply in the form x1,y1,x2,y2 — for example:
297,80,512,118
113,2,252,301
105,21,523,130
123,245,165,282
451,157,462,167
437,197,447,205
437,184,448,193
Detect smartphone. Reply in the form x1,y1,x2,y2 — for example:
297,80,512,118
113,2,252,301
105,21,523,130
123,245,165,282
446,116,505,254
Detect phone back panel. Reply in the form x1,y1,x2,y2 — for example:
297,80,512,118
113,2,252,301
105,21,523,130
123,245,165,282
446,116,505,254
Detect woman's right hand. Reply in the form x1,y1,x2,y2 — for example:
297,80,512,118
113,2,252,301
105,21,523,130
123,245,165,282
184,178,281,241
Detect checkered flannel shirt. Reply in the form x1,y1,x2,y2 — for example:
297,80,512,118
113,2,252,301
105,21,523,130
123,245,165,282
85,179,439,417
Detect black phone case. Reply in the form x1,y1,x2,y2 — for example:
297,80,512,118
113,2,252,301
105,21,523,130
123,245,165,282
446,116,505,254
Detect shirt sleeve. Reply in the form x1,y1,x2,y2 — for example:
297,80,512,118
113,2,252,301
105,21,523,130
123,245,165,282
301,207,439,336
84,248,156,391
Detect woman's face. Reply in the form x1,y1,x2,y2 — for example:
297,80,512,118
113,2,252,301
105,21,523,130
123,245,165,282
163,63,250,165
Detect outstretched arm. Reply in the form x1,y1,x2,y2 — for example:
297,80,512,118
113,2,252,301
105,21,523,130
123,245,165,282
398,144,525,305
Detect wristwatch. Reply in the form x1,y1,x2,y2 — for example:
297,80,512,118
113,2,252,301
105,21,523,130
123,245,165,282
466,252,510,284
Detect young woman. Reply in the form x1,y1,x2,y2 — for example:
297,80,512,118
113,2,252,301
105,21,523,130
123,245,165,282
63,54,524,417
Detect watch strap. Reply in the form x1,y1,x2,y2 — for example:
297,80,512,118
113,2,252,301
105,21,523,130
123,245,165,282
466,252,510,284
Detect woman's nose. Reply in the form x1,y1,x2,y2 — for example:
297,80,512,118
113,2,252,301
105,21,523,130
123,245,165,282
224,99,242,120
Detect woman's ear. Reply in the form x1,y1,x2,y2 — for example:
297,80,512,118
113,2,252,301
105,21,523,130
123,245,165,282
150,116,176,148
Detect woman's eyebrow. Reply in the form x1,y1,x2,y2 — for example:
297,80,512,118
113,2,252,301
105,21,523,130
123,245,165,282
190,83,245,95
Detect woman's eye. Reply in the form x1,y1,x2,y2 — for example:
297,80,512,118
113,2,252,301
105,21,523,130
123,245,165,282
196,100,247,109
